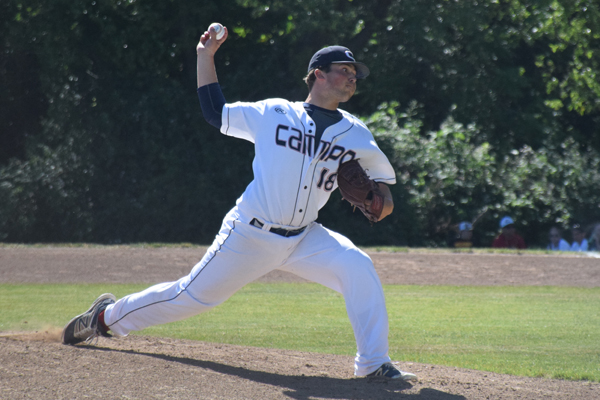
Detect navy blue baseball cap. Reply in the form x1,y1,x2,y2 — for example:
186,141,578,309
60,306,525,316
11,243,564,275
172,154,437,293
308,46,370,79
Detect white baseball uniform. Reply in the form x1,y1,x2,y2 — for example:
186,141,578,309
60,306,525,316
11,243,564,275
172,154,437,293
103,98,397,376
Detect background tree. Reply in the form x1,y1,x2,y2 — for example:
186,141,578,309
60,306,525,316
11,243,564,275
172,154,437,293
1,0,599,246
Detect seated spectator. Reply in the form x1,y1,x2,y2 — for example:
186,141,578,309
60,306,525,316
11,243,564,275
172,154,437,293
570,224,588,252
450,222,474,248
492,216,526,249
547,227,570,251
589,224,600,252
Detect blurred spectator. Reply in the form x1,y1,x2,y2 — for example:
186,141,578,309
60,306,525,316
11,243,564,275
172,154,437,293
492,216,526,249
547,227,570,251
448,221,474,248
570,224,588,252
589,224,600,252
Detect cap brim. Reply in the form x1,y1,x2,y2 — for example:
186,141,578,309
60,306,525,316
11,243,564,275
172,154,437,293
331,61,370,79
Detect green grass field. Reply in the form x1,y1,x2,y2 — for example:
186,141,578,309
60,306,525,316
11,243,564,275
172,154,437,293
1,283,599,381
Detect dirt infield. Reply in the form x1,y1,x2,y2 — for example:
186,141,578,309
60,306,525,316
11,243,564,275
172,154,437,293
2,246,600,399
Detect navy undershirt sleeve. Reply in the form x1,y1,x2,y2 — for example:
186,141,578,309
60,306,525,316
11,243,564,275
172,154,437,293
197,83,226,129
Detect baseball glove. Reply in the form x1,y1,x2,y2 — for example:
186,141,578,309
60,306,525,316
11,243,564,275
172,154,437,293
337,159,385,223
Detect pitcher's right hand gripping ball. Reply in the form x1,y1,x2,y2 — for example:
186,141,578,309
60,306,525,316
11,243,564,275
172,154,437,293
209,23,225,40
337,160,385,223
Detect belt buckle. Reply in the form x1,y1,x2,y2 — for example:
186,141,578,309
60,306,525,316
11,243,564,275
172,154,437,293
282,229,294,237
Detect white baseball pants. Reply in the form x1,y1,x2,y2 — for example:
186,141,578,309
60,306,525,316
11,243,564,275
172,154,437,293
103,209,392,376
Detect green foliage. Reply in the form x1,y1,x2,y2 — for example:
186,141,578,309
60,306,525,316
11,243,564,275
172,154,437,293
533,1,600,116
365,104,600,246
0,143,93,242
501,139,600,245
1,0,255,243
1,0,600,245
366,104,497,245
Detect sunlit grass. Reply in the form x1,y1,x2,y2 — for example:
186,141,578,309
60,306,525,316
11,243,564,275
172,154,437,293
1,283,598,381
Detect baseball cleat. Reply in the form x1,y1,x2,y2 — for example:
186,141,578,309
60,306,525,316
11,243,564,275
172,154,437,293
367,362,418,381
61,293,116,345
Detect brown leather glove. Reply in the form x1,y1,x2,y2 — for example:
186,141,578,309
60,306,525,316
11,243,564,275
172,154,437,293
337,159,385,223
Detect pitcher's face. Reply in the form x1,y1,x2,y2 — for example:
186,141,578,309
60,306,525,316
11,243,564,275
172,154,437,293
322,64,357,102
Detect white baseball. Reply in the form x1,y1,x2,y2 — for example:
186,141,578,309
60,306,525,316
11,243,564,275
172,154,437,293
209,23,225,40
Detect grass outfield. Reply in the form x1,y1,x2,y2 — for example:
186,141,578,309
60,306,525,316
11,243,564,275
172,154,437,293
1,283,599,381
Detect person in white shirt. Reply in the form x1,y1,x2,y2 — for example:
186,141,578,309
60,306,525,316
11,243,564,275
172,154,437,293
60,26,418,382
547,227,570,251
570,224,589,252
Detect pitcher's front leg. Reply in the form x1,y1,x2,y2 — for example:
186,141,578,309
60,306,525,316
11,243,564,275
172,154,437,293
105,218,287,336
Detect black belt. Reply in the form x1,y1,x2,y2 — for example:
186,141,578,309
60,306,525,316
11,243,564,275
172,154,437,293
250,218,307,237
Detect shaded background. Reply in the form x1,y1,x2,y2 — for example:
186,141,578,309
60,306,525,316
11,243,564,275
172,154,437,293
1,0,599,247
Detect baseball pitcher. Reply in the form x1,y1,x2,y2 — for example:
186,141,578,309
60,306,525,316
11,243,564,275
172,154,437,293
61,23,417,381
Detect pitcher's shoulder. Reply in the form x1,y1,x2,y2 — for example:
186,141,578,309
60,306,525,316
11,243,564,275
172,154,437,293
339,109,369,130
